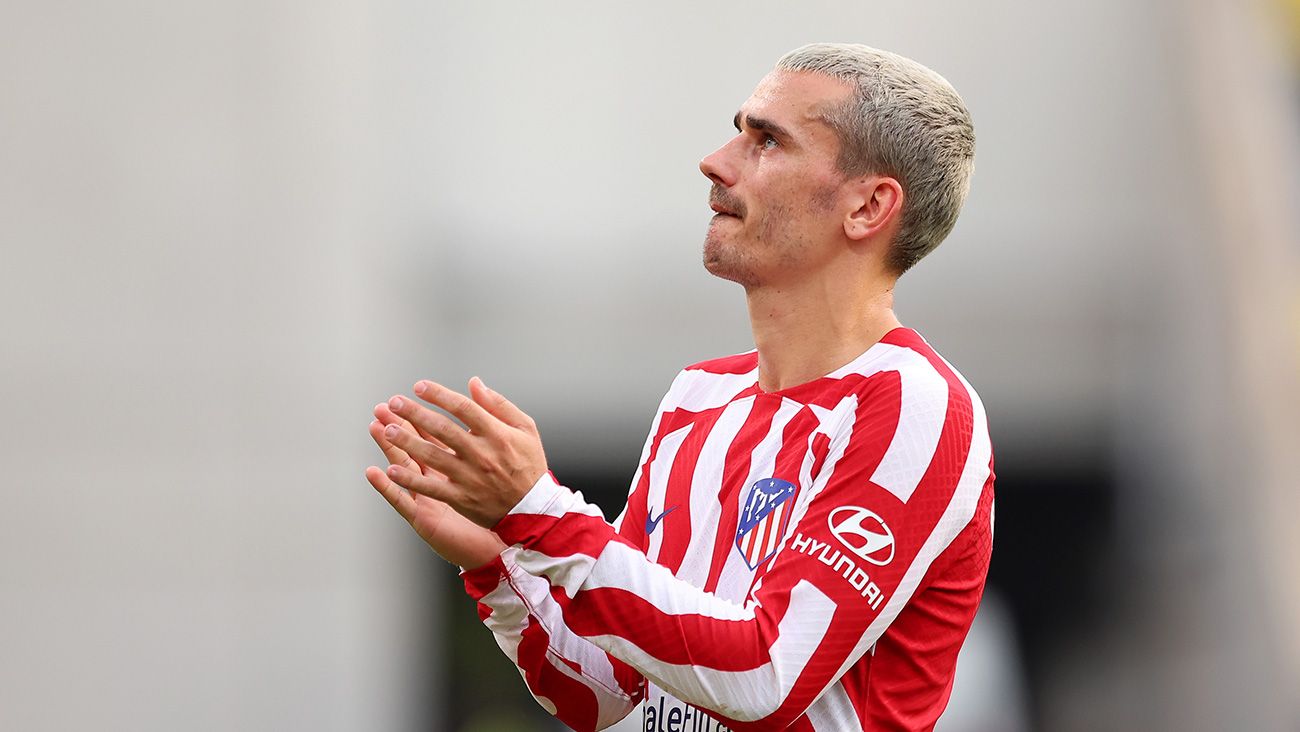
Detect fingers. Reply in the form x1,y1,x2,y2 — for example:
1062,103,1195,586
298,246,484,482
374,402,455,454
374,402,443,446
413,380,501,437
384,461,456,503
365,465,418,521
373,402,415,431
469,376,537,433
382,419,460,478
387,394,476,454
368,419,421,472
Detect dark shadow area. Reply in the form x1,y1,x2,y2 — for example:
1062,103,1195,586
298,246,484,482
984,445,1117,731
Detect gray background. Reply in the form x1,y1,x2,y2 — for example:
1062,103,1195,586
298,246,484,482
2,1,1297,730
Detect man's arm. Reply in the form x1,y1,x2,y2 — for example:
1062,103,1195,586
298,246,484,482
365,397,644,731
383,370,993,731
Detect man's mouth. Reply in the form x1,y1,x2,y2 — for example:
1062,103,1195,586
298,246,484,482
709,185,745,219
709,202,741,218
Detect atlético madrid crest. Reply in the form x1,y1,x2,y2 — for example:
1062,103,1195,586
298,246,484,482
735,478,797,569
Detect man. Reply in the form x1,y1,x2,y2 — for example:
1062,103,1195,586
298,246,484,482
365,43,993,731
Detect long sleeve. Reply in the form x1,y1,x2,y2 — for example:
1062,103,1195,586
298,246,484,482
456,375,688,732
461,546,645,731
488,346,994,731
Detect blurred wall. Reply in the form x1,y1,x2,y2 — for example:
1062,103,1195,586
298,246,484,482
1,1,1296,731
0,2,439,729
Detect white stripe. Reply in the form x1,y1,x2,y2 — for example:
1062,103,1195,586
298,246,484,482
762,500,786,559
671,365,759,413
479,577,528,666
646,423,695,563
866,345,950,503
826,339,893,379
480,563,636,723
713,398,804,599
796,447,818,519
498,556,626,698
825,366,992,700
805,682,864,732
676,398,755,585
586,579,835,723
509,472,604,521
580,541,755,622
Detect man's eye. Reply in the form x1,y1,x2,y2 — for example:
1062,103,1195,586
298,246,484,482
761,135,778,150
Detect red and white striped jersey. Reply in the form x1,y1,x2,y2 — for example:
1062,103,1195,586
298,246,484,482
462,327,995,731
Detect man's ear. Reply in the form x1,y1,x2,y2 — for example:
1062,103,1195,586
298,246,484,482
844,176,904,241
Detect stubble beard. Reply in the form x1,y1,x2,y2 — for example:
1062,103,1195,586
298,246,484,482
703,219,758,288
702,201,800,290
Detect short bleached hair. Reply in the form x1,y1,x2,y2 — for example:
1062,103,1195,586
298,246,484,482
777,43,975,275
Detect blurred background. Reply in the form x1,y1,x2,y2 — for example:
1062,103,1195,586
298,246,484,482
2,1,1298,730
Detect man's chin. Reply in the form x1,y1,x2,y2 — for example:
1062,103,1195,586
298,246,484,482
702,242,757,288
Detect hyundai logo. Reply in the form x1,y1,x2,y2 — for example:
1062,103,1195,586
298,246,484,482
828,506,895,566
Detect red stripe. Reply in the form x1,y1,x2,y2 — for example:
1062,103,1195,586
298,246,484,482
656,405,728,572
842,371,904,480
534,584,643,700
564,585,796,672
702,396,781,592
837,652,874,730
461,555,509,600
621,405,709,549
515,614,602,732
495,512,629,562
746,517,764,566
764,501,786,559
761,408,818,567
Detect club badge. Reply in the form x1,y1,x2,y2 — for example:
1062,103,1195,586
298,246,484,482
735,477,797,569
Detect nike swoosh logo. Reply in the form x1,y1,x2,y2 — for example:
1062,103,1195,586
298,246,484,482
645,505,678,536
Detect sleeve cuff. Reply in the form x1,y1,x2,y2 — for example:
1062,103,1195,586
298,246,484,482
491,470,568,546
509,470,567,517
459,553,509,600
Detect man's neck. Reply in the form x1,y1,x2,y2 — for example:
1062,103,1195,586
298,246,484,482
745,275,902,393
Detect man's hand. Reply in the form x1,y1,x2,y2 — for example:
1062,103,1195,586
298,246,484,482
365,401,506,568
378,377,548,528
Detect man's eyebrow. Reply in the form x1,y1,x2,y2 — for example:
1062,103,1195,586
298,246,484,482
733,111,795,141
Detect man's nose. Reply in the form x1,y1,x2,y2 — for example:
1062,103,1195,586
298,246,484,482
699,142,738,188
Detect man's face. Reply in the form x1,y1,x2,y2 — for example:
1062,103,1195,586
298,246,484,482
699,70,854,288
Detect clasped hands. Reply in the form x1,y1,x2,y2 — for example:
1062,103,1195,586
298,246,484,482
364,377,548,567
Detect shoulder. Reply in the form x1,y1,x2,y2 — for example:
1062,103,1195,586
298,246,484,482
835,329,992,503
827,329,989,475
842,328,985,419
